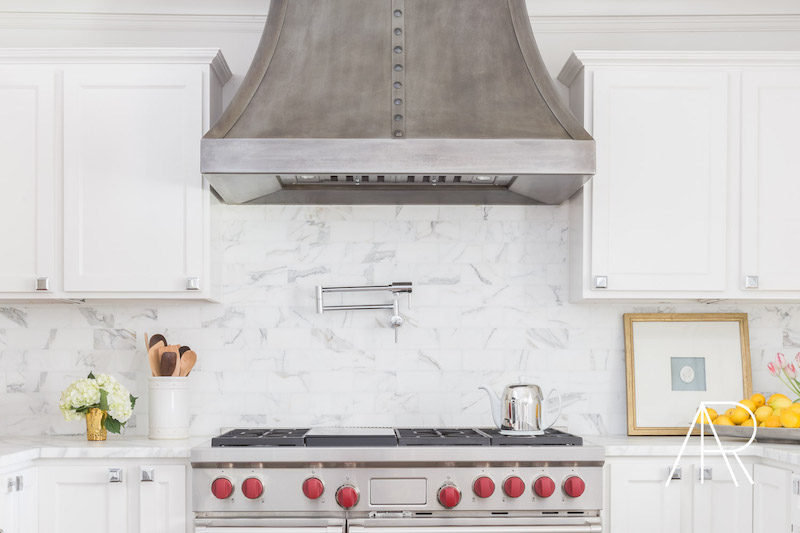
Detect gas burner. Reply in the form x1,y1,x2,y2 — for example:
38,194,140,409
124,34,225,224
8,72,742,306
480,427,583,446
396,428,490,446
211,428,309,447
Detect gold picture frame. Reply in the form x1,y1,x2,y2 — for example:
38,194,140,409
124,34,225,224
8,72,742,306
624,313,752,436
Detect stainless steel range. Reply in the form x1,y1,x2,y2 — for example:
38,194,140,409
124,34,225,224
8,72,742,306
192,428,603,533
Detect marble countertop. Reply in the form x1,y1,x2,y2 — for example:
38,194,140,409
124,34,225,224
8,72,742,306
0,435,210,470
587,435,800,467
2,434,800,470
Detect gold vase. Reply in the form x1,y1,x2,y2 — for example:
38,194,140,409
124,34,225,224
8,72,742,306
86,407,107,441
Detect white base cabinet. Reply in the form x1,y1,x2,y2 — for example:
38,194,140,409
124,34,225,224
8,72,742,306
0,49,230,301
753,464,791,533
38,462,187,533
607,458,753,533
1,466,38,533
559,51,800,301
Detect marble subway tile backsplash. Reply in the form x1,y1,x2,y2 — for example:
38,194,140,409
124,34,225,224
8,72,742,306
0,205,798,437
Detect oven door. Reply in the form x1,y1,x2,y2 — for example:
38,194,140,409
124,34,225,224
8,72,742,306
348,517,601,533
195,518,345,533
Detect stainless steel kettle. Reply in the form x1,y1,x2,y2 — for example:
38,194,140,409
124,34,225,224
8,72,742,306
479,382,562,435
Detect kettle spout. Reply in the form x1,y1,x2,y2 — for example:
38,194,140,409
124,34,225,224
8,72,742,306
479,385,502,428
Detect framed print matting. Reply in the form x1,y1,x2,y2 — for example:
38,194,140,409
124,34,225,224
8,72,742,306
624,313,752,436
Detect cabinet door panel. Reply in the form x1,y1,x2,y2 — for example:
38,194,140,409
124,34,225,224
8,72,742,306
39,466,127,533
591,70,728,291
0,69,56,293
63,67,204,293
139,465,186,533
741,71,800,291
608,463,681,533
693,462,752,533
753,464,791,533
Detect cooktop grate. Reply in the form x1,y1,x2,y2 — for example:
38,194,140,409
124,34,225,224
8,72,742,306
211,428,309,447
396,428,491,446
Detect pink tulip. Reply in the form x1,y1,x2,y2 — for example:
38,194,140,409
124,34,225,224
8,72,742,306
778,352,788,368
768,361,781,377
787,362,798,380
796,352,800,366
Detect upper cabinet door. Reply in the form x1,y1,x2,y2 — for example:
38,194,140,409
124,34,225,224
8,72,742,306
590,70,729,292
740,70,800,292
62,67,204,293
0,69,56,293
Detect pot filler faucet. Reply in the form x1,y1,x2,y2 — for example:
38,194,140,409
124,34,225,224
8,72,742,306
316,282,412,343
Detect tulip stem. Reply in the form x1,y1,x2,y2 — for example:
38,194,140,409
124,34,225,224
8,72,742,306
777,372,800,397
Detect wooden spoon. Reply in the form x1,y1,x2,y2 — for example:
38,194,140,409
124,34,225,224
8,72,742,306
179,346,190,357
179,350,197,377
147,344,161,377
149,334,167,349
160,351,178,377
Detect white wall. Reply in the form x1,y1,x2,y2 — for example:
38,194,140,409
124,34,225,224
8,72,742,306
0,1,799,437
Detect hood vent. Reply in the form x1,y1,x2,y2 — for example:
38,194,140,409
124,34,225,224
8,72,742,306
202,0,595,205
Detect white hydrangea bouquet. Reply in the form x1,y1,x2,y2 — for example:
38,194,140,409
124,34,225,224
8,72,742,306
59,372,137,439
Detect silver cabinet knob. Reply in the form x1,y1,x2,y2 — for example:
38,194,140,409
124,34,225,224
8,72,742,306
186,277,200,291
744,275,759,289
7,477,15,493
698,467,712,481
593,275,608,289
140,467,154,482
15,475,22,491
668,466,682,480
108,468,123,483
35,277,50,291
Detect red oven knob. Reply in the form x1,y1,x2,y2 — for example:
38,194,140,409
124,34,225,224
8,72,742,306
473,476,495,498
503,476,525,498
211,477,233,499
438,485,462,508
564,476,586,498
336,485,359,509
533,476,556,498
303,477,324,499
242,477,263,499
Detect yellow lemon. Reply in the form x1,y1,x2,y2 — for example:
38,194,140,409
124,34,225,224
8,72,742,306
758,421,766,428
769,395,792,409
781,410,800,428
768,393,789,404
765,415,782,428
773,408,785,418
695,408,717,424
740,399,757,412
740,418,755,427
730,407,750,425
755,405,773,423
789,403,800,414
725,408,736,418
714,415,734,426
751,393,766,408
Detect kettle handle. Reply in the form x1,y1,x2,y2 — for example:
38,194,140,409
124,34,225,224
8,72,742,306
543,388,562,430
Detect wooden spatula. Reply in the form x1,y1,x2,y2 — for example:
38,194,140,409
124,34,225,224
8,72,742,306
160,351,178,377
179,350,197,377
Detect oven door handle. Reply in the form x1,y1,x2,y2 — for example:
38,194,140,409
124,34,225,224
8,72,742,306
349,526,601,533
196,524,345,533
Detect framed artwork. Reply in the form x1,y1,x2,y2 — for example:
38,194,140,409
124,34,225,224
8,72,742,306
624,313,752,436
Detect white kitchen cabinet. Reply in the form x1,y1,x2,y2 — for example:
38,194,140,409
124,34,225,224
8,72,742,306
0,68,56,297
0,49,229,301
607,462,683,532
1,466,38,533
753,464,791,533
138,465,186,533
39,465,128,533
693,462,753,533
740,70,800,293
62,67,206,294
39,462,187,533
560,51,800,301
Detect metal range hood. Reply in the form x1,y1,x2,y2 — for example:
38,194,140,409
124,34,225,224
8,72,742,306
202,0,595,205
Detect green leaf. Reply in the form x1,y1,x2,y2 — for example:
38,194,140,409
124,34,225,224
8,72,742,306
87,371,96,380
98,389,109,412
130,394,138,410
103,416,122,434
75,406,90,414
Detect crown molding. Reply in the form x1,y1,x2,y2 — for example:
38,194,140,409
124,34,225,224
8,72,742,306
558,50,800,85
1,11,800,35
0,47,232,83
